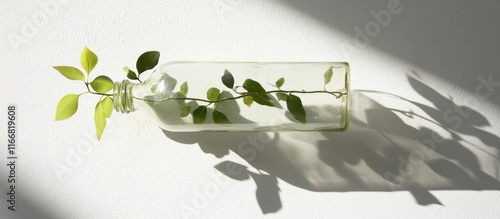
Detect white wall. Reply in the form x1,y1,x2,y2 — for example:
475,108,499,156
1,0,500,218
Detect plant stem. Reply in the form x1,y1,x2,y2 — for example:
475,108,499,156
85,82,92,93
135,95,246,104
95,92,112,96
84,92,113,97
135,90,347,104
84,82,112,97
244,90,346,98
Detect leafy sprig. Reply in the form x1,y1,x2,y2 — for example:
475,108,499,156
140,68,347,124
123,51,160,83
55,47,347,140
54,47,160,140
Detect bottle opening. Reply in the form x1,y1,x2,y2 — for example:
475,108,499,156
113,80,135,113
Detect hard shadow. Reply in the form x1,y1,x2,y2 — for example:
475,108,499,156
163,1,500,213
164,85,500,213
406,75,500,150
279,0,500,106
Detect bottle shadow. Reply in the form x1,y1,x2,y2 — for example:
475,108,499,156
163,78,500,213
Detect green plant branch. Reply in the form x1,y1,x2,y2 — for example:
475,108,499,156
238,89,347,98
91,92,113,97
55,47,159,141
83,82,112,97
84,82,92,92
135,90,347,104
55,47,348,139
135,94,247,104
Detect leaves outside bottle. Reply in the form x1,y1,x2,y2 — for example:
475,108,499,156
80,46,98,74
55,94,80,121
53,66,85,81
94,97,113,140
54,47,161,141
123,66,138,80
90,75,114,93
136,51,160,74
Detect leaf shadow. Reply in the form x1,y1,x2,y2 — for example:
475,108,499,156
163,86,500,212
215,161,282,214
406,75,500,149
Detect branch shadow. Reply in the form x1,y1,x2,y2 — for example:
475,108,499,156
162,1,500,213
164,86,500,213
406,75,500,150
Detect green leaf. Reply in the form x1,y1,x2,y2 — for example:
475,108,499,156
100,97,113,118
275,77,285,89
94,101,106,141
207,87,221,101
243,96,253,107
80,46,98,74
213,110,231,124
276,92,288,101
94,97,113,140
180,82,188,96
123,66,138,80
243,79,266,93
136,51,160,74
178,104,191,117
55,94,79,121
243,79,274,106
53,66,85,81
251,94,274,106
324,66,334,85
221,70,235,89
286,94,307,123
90,75,114,93
192,106,207,124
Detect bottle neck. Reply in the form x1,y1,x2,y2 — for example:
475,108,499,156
113,80,136,113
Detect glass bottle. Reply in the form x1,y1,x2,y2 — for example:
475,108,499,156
113,62,350,132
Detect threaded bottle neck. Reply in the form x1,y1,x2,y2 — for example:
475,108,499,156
113,80,135,113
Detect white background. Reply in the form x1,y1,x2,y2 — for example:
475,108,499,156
1,0,500,218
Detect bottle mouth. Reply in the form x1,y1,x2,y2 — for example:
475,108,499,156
113,80,135,113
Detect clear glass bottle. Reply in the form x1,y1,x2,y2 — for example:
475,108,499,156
113,62,350,132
